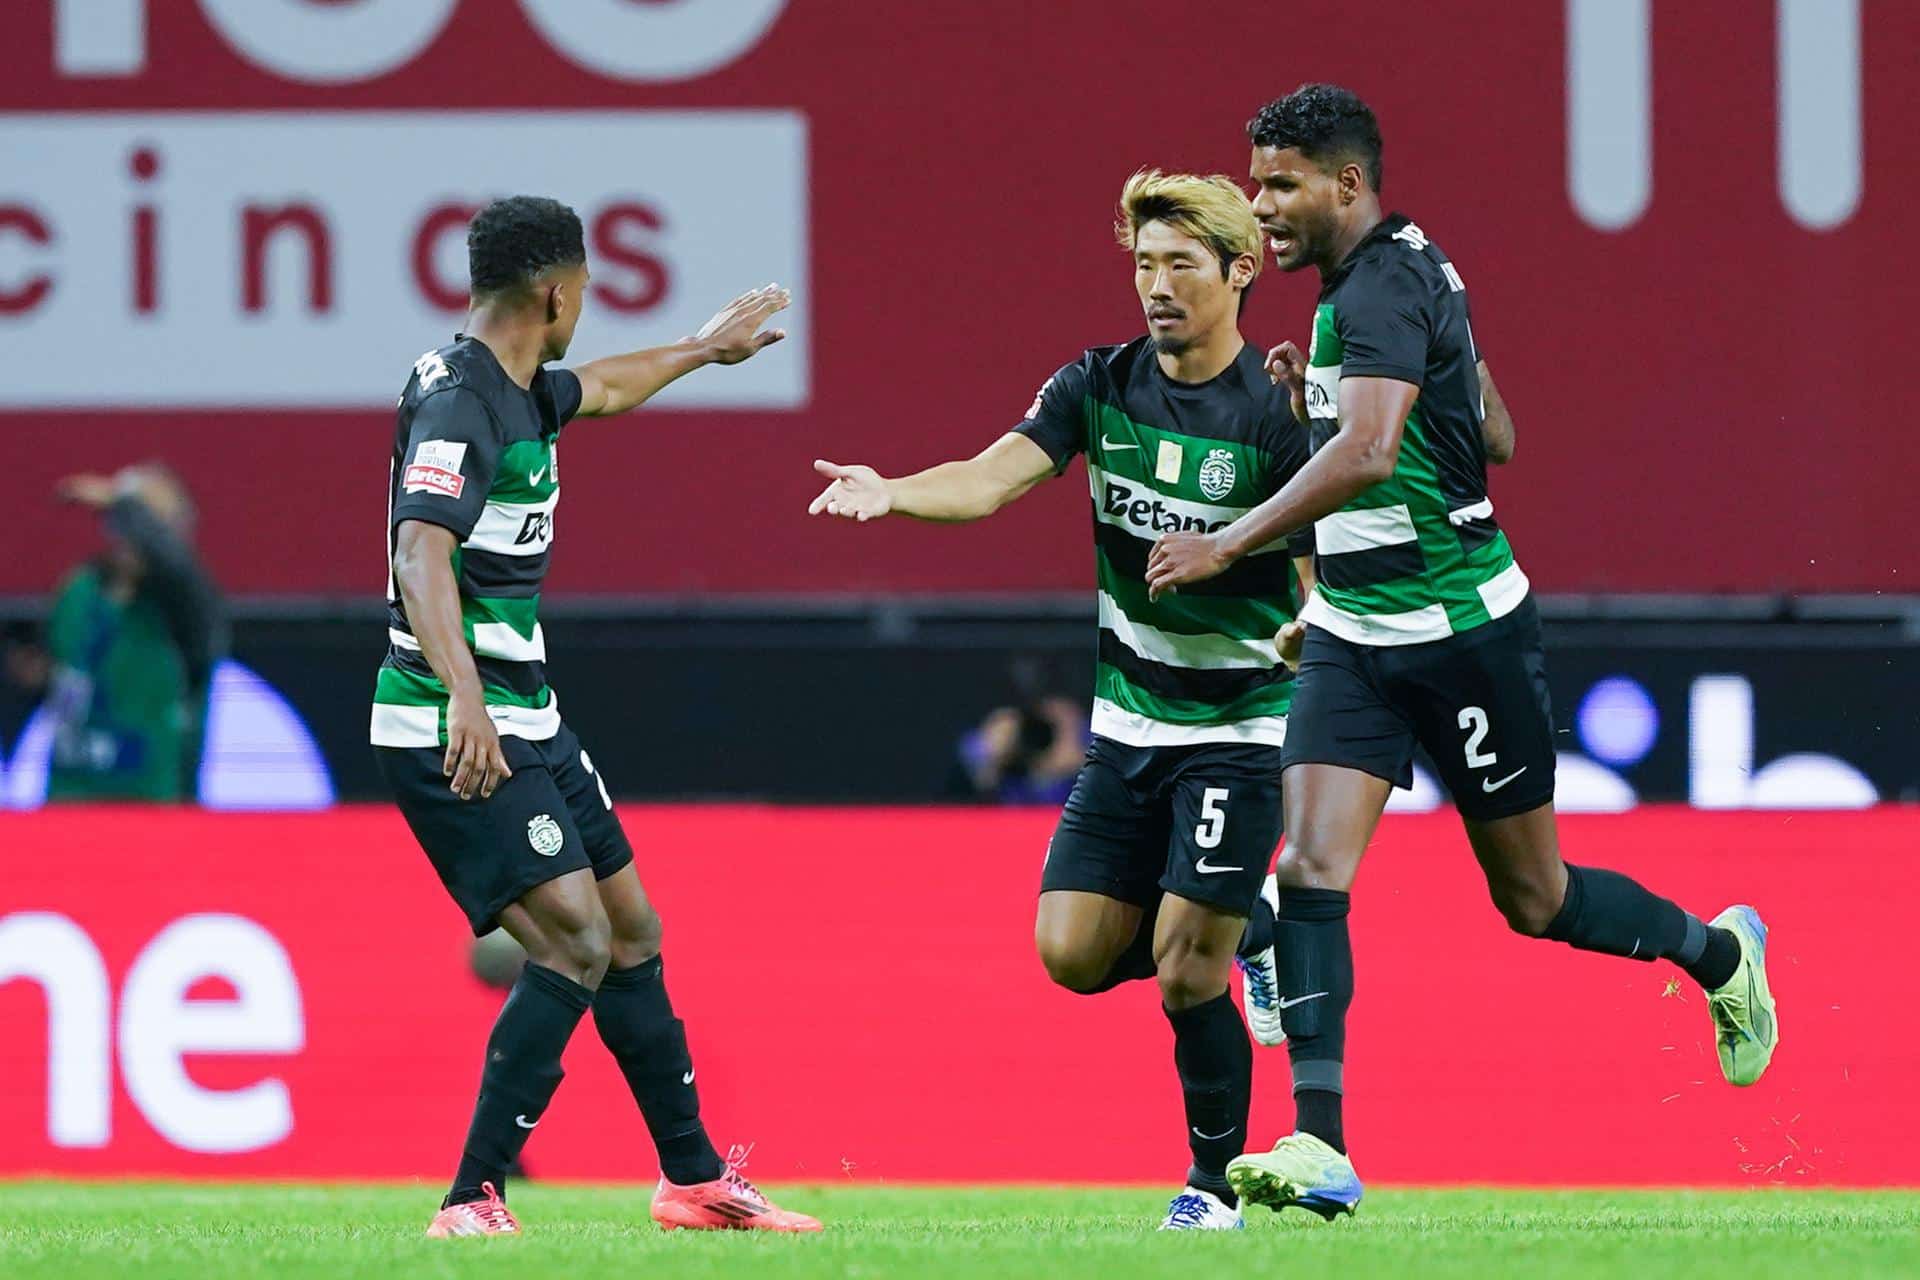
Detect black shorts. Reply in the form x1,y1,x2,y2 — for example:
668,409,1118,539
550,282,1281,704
1281,596,1557,820
375,720,633,935
1040,735,1285,915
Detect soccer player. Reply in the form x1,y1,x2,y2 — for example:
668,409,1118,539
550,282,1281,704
374,196,819,1237
1145,85,1779,1217
809,171,1313,1230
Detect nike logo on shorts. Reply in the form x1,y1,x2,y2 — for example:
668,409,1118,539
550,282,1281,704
1482,766,1528,793
1195,857,1243,874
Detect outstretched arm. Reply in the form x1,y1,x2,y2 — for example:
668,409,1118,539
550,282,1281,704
1477,359,1515,464
808,433,1056,524
1144,376,1418,599
573,285,790,417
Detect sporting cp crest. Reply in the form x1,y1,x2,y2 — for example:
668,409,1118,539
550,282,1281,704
1198,448,1237,500
526,813,565,856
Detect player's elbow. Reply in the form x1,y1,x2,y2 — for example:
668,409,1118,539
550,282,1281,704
1349,437,1400,485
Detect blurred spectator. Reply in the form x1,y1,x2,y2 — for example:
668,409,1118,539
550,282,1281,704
0,619,52,750
44,464,226,802
950,659,1089,804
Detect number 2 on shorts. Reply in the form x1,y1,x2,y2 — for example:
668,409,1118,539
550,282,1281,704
1195,787,1230,849
1457,706,1497,768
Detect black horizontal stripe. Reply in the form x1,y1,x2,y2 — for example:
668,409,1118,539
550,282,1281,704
1317,540,1430,590
1093,520,1299,600
1098,629,1293,704
459,549,547,597
383,639,547,699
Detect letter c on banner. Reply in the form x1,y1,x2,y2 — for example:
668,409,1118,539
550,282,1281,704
516,0,788,81
196,0,459,84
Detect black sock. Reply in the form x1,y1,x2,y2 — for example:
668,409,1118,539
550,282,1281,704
447,962,593,1206
1165,992,1251,1204
1276,888,1353,1155
1544,865,1739,987
1237,893,1275,960
593,956,724,1185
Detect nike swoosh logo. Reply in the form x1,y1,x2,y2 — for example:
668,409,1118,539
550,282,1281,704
682,1070,695,1085
1101,437,1141,451
514,1114,538,1129
529,466,548,485
1482,766,1528,793
1276,991,1328,1010
1195,857,1243,874
1191,1125,1238,1141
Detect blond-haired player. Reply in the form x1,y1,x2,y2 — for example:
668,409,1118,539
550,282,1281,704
809,171,1314,1229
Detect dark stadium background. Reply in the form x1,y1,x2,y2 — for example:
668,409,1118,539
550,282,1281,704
1,0,1914,1189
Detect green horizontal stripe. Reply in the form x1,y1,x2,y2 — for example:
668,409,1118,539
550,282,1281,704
487,438,559,505
1096,663,1293,724
375,664,552,709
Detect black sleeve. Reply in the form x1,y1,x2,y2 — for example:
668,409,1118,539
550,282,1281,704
392,387,503,540
107,497,225,695
1011,360,1090,475
1336,258,1433,385
539,366,585,429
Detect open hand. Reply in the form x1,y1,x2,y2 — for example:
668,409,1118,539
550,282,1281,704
693,284,791,365
444,691,512,801
808,459,892,521
1145,531,1231,601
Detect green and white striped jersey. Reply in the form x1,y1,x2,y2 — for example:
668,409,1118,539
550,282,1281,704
1302,214,1529,645
371,337,580,748
1017,338,1312,749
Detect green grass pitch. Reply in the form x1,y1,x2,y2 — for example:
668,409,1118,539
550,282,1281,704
3,1182,1917,1279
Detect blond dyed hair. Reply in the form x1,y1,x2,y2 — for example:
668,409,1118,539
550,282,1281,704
1115,169,1263,281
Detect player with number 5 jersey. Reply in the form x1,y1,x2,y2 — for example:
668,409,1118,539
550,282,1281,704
375,196,818,1238
1144,85,1779,1219
809,170,1315,1230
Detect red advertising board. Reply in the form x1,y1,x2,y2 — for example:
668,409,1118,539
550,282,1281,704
3,0,1916,596
1,805,1914,1186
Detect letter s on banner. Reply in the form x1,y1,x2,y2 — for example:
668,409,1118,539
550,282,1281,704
517,0,788,81
118,914,306,1154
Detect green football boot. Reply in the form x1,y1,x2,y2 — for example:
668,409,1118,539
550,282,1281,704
1225,1131,1362,1220
1706,905,1778,1086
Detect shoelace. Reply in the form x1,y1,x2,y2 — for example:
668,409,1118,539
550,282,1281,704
1710,981,1753,1045
1236,954,1278,1010
1163,1193,1213,1227
467,1182,517,1231
721,1142,769,1207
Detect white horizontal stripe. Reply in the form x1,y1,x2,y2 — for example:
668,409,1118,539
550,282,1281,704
387,627,421,651
1086,465,1288,556
1476,560,1531,619
1448,497,1494,525
472,621,547,662
1091,698,1288,749
489,695,561,742
369,702,438,748
465,494,557,556
1315,504,1418,555
1299,591,1453,646
1098,593,1276,670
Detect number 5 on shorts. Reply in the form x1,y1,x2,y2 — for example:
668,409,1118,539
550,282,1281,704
1195,787,1230,849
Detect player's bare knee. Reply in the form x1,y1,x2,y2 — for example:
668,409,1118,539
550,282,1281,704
1152,936,1230,1010
1035,934,1109,994
1275,843,1353,890
536,912,612,988
1489,877,1559,937
608,904,663,970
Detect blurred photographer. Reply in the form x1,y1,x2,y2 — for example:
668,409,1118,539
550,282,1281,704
951,658,1089,805
45,463,226,802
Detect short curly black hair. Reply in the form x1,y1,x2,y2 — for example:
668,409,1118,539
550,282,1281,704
467,196,585,297
1247,84,1384,193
